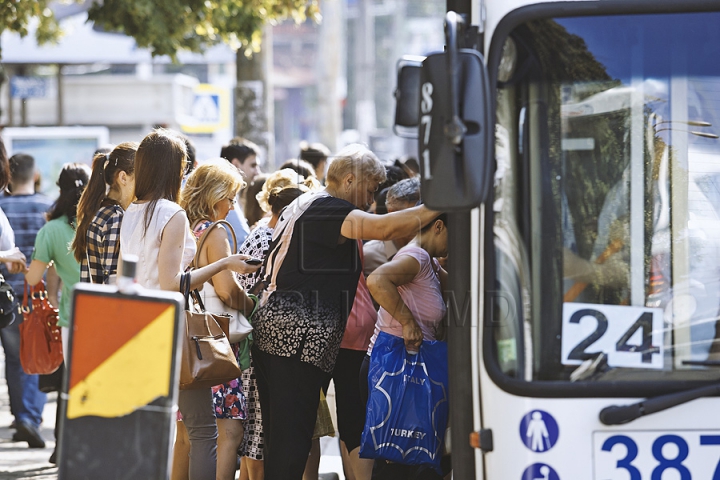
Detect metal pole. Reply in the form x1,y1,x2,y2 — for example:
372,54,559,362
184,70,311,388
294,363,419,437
7,66,14,126
630,46,644,307
57,64,64,126
670,53,691,368
317,0,342,152
447,211,476,480
445,2,478,479
262,27,274,168
19,65,27,127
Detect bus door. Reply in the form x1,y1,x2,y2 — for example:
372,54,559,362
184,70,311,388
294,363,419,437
481,5,720,480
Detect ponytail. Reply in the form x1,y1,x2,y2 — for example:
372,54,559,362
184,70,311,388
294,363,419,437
72,142,138,262
73,153,110,262
268,186,305,215
48,163,91,227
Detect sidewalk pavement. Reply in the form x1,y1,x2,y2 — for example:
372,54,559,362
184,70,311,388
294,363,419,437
0,348,58,479
0,342,344,480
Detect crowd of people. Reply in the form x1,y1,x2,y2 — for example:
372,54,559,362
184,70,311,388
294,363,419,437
0,128,449,480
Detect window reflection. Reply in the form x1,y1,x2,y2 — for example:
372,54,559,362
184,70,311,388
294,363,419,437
492,12,720,384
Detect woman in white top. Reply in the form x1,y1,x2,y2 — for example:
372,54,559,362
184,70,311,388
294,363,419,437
119,129,258,480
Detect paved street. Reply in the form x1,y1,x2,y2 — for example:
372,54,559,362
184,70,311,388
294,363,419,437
0,349,58,479
0,347,344,480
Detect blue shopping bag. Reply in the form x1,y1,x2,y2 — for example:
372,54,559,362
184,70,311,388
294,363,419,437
360,331,449,472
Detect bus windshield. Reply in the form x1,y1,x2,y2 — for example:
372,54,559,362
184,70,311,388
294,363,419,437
492,11,720,386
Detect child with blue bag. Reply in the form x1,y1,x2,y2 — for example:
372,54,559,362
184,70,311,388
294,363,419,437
362,213,450,479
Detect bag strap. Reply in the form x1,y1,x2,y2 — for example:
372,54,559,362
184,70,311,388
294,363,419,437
179,270,209,313
191,288,207,313
23,280,47,313
23,280,31,311
180,272,191,310
193,219,238,268
85,250,95,285
190,220,237,311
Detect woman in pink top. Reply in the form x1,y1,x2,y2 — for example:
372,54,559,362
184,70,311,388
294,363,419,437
357,213,448,480
366,213,448,356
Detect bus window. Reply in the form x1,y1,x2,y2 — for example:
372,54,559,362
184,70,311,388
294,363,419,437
491,11,720,390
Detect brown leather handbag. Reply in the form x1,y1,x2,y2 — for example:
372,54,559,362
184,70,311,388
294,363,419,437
19,280,63,375
193,220,253,343
178,272,241,390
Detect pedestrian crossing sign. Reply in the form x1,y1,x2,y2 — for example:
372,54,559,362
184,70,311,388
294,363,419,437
181,84,231,134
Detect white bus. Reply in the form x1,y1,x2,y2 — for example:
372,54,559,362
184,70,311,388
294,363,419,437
396,1,720,478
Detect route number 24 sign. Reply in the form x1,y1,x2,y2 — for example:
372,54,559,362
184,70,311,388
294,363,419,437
561,303,664,369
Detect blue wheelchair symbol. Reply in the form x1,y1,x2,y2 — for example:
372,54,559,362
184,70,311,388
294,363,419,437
519,410,559,452
522,463,560,480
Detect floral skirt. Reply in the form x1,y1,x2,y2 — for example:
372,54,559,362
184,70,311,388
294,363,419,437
212,377,248,420
177,344,248,422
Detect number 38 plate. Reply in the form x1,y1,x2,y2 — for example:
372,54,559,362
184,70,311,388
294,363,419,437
561,303,664,369
595,431,720,480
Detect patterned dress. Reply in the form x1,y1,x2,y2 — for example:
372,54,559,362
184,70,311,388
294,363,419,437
193,220,247,421
237,223,272,460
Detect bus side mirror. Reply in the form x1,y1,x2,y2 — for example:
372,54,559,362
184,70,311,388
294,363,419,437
419,49,492,210
393,56,425,138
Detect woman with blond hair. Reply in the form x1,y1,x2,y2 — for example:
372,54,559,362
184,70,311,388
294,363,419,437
177,158,256,480
119,129,259,480
257,168,320,213
251,143,439,480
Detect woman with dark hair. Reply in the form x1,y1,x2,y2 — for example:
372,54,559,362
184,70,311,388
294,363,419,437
119,129,259,480
366,213,448,362
362,213,448,480
72,142,138,284
25,162,90,464
26,163,91,339
243,173,268,229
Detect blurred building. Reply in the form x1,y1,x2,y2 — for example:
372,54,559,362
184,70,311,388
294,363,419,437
0,0,444,169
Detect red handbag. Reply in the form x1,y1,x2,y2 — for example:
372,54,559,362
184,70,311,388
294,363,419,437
19,280,63,375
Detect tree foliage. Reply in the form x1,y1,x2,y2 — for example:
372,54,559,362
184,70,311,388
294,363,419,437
1,0,319,60
0,0,61,47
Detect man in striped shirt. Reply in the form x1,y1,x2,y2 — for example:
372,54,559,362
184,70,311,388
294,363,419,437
0,153,53,449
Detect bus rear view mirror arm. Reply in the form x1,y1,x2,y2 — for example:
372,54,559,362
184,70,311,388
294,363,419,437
444,11,467,146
